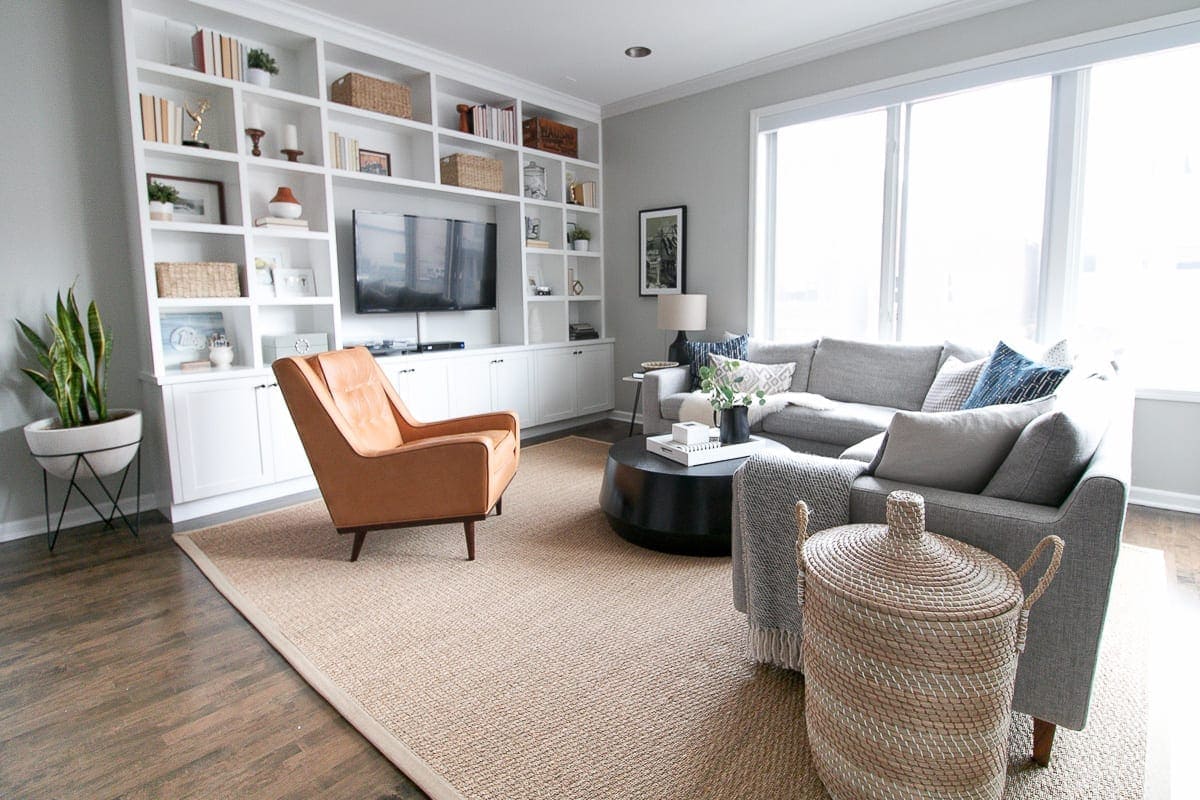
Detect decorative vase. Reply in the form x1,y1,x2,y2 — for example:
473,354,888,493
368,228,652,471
24,409,143,480
523,160,547,199
247,67,271,88
573,239,589,251
268,186,302,219
719,406,750,445
149,201,174,221
208,344,235,368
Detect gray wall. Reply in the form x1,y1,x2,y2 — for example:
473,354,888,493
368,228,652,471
0,0,151,536
603,0,1200,501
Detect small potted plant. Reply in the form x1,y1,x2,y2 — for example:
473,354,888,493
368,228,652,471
246,48,279,88
16,285,142,480
569,227,592,252
148,181,180,221
698,361,766,445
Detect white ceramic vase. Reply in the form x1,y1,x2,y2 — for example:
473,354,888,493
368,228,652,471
24,410,143,480
573,240,589,251
209,344,235,368
247,67,271,88
149,201,173,221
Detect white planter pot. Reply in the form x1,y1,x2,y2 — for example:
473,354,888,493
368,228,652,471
573,240,590,251
247,67,271,88
24,409,143,480
209,345,235,368
149,201,173,221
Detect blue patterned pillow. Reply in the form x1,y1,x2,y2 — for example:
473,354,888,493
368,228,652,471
962,341,1069,409
684,334,748,390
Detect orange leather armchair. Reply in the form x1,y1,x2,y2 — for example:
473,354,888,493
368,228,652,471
273,347,519,561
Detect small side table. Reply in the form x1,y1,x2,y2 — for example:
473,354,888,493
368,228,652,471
31,440,143,551
622,374,644,437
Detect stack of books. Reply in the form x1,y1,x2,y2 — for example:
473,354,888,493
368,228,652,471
466,105,518,144
139,93,185,145
329,132,360,171
526,239,550,249
569,181,598,207
191,29,245,80
254,217,310,231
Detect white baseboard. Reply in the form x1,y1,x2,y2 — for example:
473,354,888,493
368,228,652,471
609,410,641,425
0,493,158,543
1129,487,1200,514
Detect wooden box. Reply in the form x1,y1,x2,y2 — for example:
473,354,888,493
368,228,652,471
263,332,329,363
523,117,578,159
330,72,412,120
440,153,504,193
155,262,241,298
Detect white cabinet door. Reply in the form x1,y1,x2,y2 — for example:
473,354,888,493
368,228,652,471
261,384,312,482
576,345,614,415
493,352,535,426
535,348,578,423
392,360,451,422
170,378,270,502
447,356,495,418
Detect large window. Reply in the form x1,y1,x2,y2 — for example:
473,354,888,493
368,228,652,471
756,38,1200,391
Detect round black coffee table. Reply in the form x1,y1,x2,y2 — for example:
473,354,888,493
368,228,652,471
599,435,789,556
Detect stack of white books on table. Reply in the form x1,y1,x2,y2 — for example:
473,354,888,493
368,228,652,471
646,427,769,467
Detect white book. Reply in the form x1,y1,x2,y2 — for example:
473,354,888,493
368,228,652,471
645,434,770,467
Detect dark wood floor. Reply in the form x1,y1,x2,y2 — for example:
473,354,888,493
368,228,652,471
1,419,1195,798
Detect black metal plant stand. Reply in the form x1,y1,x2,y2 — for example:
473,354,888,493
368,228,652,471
33,439,143,551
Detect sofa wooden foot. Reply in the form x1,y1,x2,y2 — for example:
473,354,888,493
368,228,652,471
1033,718,1056,766
350,531,367,562
464,520,476,561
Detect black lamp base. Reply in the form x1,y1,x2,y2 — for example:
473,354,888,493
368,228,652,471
667,331,690,365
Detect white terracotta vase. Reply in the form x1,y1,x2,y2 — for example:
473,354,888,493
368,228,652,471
209,344,235,368
24,409,143,480
149,201,173,221
573,240,589,251
247,67,271,88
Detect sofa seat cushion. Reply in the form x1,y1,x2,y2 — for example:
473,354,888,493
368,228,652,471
760,401,898,447
807,338,943,411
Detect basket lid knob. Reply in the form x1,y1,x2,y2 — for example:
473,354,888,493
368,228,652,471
885,490,925,540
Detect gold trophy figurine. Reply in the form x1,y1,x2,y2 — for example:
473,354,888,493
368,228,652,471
183,98,211,149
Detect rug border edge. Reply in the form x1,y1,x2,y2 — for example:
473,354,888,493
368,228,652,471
173,531,468,800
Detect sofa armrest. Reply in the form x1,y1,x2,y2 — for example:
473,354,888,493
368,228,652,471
642,366,690,435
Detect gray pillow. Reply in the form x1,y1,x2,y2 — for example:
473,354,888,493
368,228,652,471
983,388,1112,506
708,353,796,395
921,356,987,413
873,397,1054,493
840,432,886,464
747,338,818,391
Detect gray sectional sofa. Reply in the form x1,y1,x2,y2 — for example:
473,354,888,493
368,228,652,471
641,336,1132,755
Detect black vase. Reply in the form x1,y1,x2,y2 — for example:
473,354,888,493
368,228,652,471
719,406,750,445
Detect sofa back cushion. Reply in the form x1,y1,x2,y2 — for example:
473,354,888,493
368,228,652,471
807,338,943,411
747,339,818,391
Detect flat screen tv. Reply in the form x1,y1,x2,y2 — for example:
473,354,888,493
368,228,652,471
353,210,497,313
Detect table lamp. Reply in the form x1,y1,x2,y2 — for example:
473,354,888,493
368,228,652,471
657,293,707,364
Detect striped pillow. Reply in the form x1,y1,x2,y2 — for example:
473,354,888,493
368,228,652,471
962,341,1069,409
684,335,748,390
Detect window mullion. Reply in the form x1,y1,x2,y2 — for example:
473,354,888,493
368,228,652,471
879,105,905,340
757,132,779,337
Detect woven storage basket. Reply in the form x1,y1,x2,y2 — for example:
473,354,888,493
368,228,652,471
797,491,1063,800
440,153,504,193
155,262,241,298
330,72,412,119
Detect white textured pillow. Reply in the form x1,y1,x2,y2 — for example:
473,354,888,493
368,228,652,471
922,356,987,412
708,353,796,396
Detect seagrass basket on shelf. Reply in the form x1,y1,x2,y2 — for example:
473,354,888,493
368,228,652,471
797,491,1064,800
329,72,411,119
154,262,241,298
440,153,504,193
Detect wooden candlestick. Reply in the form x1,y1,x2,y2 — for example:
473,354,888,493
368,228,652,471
245,128,265,157
281,148,303,163
456,103,471,133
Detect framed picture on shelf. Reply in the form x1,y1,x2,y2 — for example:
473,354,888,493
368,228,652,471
146,174,225,224
273,267,317,298
639,205,685,296
159,311,225,369
358,149,391,176
253,251,285,296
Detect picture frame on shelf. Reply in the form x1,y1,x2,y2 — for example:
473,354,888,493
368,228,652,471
358,149,391,176
639,205,686,296
253,251,285,296
160,311,226,369
272,267,317,298
146,174,226,225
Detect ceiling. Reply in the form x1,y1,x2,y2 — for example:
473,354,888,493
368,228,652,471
292,0,1029,114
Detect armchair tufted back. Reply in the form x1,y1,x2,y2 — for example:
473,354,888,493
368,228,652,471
313,349,404,451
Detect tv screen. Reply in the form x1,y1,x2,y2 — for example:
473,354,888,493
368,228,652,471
353,210,497,313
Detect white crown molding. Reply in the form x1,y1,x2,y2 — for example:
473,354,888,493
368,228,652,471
194,0,601,120
601,0,1037,118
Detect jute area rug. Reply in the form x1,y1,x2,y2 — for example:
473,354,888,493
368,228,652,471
176,436,1159,800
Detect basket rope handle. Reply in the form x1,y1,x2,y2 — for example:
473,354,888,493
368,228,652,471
795,501,810,604
1014,535,1065,653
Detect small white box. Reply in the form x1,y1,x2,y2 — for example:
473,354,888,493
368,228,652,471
672,421,710,446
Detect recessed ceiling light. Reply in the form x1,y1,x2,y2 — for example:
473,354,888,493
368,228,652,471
624,46,652,58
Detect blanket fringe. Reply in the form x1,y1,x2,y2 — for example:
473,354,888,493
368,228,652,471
747,624,805,671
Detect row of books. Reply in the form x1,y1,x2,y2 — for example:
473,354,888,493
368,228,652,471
467,105,519,145
139,93,185,145
191,28,247,81
329,132,361,172
254,216,309,231
569,181,598,208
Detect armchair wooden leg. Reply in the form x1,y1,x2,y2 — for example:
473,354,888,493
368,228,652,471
495,496,502,516
350,531,367,562
464,520,476,561
1032,718,1056,766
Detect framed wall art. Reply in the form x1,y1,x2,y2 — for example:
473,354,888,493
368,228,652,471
146,173,226,224
639,205,685,296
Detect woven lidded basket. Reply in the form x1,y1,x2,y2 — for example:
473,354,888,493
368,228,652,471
155,262,241,298
330,72,412,119
440,153,504,193
798,491,1063,800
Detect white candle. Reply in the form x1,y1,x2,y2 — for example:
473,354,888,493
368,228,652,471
244,103,262,130
283,123,299,150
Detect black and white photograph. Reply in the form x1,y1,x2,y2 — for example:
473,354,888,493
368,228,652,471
145,174,225,224
639,205,685,296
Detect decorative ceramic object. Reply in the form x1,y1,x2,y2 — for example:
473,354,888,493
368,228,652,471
247,67,271,87
524,160,547,199
573,239,589,251
208,343,234,368
149,201,174,221
24,410,143,480
268,186,302,219
719,406,750,444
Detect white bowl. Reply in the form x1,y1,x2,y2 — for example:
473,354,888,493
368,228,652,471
24,409,142,480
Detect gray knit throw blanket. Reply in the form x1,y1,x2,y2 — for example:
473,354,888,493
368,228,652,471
731,452,867,671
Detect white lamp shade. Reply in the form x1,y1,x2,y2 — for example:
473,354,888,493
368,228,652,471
657,294,707,331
